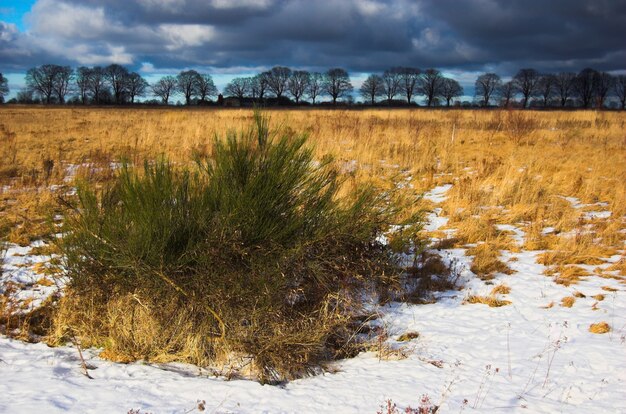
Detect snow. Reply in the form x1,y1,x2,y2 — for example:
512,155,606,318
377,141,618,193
424,208,449,232
496,224,526,246
423,184,452,204
561,196,611,217
1,185,625,413
2,245,624,413
1,242,64,311
583,211,612,220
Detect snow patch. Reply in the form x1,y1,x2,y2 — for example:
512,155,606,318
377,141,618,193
423,184,452,204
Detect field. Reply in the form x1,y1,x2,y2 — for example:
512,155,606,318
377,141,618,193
0,107,625,413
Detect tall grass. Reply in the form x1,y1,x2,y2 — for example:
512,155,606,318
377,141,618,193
54,112,415,382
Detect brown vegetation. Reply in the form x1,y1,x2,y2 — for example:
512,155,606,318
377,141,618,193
1,107,625,380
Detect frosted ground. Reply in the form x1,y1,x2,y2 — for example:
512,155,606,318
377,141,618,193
1,185,624,413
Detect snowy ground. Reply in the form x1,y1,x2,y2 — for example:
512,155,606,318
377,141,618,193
1,185,625,413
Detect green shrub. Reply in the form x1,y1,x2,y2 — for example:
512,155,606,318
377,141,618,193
55,112,418,382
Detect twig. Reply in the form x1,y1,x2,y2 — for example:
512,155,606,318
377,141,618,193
71,333,94,379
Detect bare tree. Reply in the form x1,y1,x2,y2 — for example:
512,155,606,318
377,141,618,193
0,73,8,103
25,64,59,103
288,70,310,104
614,75,626,110
359,74,384,105
17,89,36,104
513,68,540,108
398,67,421,104
53,66,73,104
265,66,292,99
127,72,149,104
104,64,130,104
307,72,324,104
418,68,444,107
381,68,402,102
593,71,614,108
176,70,201,105
573,68,596,108
554,72,576,107
323,68,353,104
250,74,269,100
475,73,501,106
537,74,556,107
224,77,250,100
75,67,91,104
441,78,463,107
152,76,177,104
196,74,218,103
87,67,108,105
499,81,516,107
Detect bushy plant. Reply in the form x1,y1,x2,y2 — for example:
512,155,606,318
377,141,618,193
55,112,418,382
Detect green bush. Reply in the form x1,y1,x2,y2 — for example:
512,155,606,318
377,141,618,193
55,112,418,382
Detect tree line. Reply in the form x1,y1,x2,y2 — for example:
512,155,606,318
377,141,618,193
474,68,625,109
0,64,624,109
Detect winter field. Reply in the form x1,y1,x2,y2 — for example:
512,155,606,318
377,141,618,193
1,107,625,413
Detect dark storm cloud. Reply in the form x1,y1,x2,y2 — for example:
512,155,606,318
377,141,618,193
0,0,624,74
420,0,626,71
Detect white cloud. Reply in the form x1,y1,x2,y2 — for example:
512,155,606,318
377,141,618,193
412,28,441,50
159,24,215,50
0,21,19,42
27,0,111,40
355,0,385,16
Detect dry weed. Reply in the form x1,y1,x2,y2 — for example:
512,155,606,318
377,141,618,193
589,322,611,334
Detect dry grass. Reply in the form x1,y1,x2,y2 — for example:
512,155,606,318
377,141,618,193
397,331,420,342
1,107,623,254
490,284,511,295
1,107,625,375
560,296,576,308
465,295,512,307
589,322,611,334
466,242,514,280
544,265,591,286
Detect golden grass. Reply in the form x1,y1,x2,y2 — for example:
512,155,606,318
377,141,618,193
560,296,576,308
466,242,514,280
607,258,626,276
544,265,590,286
0,107,623,338
0,108,623,254
490,284,511,295
589,322,611,334
465,295,512,307
397,331,420,342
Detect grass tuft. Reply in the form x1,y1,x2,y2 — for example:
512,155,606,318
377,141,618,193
397,331,420,342
466,242,513,280
560,296,576,308
465,295,511,307
588,322,611,334
490,284,511,295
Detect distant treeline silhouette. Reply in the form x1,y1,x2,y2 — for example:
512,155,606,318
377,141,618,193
1,64,624,109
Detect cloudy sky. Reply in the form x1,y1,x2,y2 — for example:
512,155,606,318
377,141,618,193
1,0,625,100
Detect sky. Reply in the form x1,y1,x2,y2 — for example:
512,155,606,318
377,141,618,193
1,0,625,102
